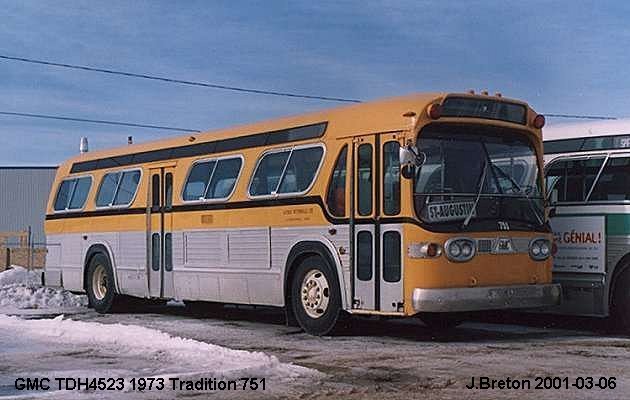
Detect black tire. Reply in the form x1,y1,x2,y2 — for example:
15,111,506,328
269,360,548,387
420,312,462,331
611,267,630,333
85,253,120,313
290,255,341,336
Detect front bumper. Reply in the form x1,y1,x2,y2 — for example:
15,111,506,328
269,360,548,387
412,283,561,313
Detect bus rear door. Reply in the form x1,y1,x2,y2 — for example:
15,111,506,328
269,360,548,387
148,165,175,298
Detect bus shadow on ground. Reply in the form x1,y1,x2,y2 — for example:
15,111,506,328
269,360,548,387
129,301,622,343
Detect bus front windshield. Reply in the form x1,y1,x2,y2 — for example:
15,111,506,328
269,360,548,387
413,124,544,231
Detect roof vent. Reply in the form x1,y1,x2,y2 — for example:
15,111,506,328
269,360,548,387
79,137,89,153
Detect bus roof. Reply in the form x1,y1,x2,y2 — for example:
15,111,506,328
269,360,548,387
59,92,534,172
543,119,630,141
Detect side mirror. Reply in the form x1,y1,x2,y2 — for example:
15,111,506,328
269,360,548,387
399,145,416,166
401,165,414,179
399,144,425,179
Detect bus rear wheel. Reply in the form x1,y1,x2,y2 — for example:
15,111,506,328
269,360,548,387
290,255,341,336
86,253,120,313
612,267,630,333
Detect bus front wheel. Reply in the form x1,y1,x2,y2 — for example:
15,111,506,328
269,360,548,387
86,253,120,313
290,255,341,336
612,267,630,333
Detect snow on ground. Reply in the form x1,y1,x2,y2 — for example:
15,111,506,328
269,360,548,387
0,265,41,287
0,266,87,310
0,314,317,399
0,284,87,309
0,267,316,398
0,314,315,381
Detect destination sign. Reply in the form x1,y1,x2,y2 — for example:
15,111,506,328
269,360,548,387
425,201,476,223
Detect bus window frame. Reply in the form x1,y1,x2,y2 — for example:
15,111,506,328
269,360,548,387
585,151,630,204
94,167,143,210
180,154,245,204
382,140,401,216
544,153,609,205
247,142,326,200
52,174,93,214
325,144,348,217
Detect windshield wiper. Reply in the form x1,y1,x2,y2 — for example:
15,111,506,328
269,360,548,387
462,160,488,228
490,164,545,226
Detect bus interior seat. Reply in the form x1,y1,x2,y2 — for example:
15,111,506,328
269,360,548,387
212,178,235,198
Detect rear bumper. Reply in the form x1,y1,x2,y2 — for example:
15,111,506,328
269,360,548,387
412,283,561,313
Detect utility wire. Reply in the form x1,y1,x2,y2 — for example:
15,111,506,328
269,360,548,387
0,54,362,103
0,55,621,118
544,113,617,120
0,55,621,121
0,109,621,135
0,111,200,132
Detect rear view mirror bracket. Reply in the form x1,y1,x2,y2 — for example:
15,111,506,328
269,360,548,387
399,143,425,179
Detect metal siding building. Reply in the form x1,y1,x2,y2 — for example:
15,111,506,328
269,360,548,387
0,167,57,244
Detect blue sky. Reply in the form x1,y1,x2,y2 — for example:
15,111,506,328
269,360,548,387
1,1,629,165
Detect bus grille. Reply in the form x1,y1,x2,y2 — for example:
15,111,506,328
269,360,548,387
476,239,493,253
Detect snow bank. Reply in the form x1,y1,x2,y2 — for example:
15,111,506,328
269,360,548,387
0,285,87,309
0,314,315,380
0,265,41,287
0,266,87,310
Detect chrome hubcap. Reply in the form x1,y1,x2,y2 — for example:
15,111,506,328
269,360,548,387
301,269,330,319
92,264,108,300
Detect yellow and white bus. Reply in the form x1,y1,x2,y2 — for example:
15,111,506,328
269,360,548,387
45,92,560,335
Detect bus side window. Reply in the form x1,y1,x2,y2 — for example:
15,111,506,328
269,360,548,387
165,232,173,271
357,231,373,281
545,158,604,203
383,141,400,215
68,177,92,210
96,172,121,207
249,151,290,196
183,161,215,201
249,146,323,197
326,145,347,217
589,157,630,201
358,144,373,216
152,174,160,208
278,147,324,194
96,169,141,207
205,157,242,199
165,173,173,208
113,170,141,206
54,180,75,211
383,231,401,282
151,233,160,271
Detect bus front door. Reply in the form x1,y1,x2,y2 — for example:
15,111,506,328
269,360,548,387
352,133,404,313
148,166,175,299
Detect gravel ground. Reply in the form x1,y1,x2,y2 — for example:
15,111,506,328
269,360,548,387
2,303,629,400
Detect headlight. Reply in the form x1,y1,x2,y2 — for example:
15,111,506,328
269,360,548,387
449,242,462,257
529,238,551,261
461,242,474,257
540,242,550,256
444,237,476,262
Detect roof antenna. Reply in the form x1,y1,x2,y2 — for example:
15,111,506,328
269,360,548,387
79,137,89,153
